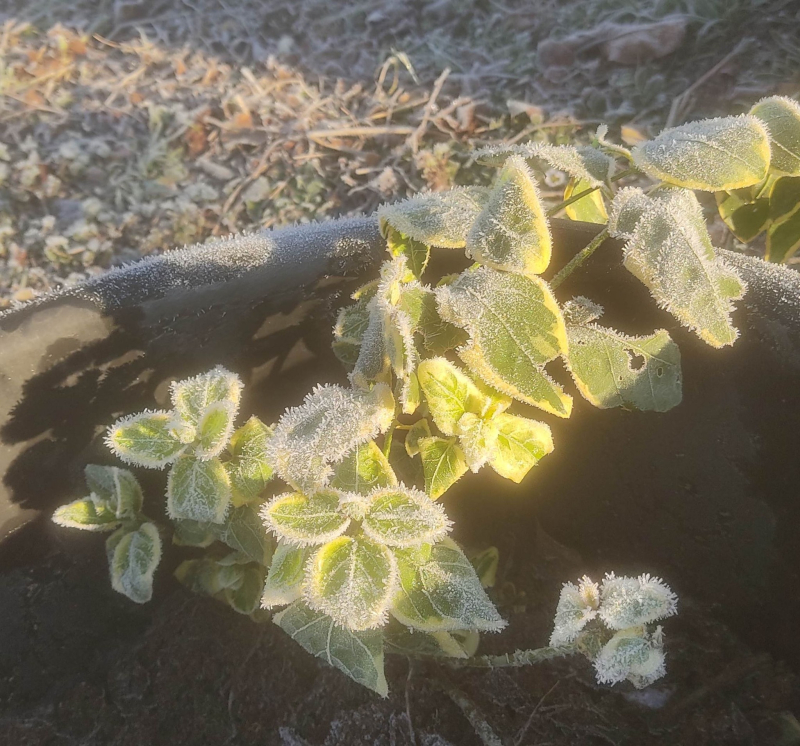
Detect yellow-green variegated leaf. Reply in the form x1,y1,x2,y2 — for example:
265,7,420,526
262,541,310,608
489,413,554,483
386,226,431,279
108,523,161,604
417,291,469,355
765,176,800,262
470,546,499,588
266,383,395,492
436,267,572,417
632,115,770,191
419,436,469,500
564,297,682,412
167,455,231,524
751,96,800,176
224,564,266,615
417,358,489,436
564,177,608,224
219,505,273,565
466,155,551,276
307,536,396,631
361,486,451,548
609,188,746,347
715,186,771,243
84,465,143,519
405,419,432,457
53,497,121,532
106,411,186,469
170,366,242,426
195,400,237,460
377,187,490,249
391,539,506,633
330,440,397,495
455,412,499,472
226,417,274,507
274,601,388,696
261,489,349,546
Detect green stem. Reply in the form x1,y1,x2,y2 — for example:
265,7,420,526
383,421,397,458
445,644,576,669
546,168,635,218
550,228,610,290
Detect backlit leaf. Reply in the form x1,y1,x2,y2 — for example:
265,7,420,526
84,464,143,519
470,546,499,588
466,155,552,276
330,440,397,495
751,96,800,176
436,267,572,417
386,226,431,278
564,178,608,224
224,564,265,615
632,115,770,191
167,455,231,524
53,497,120,532
170,365,242,425
109,522,161,604
106,410,186,469
419,436,469,500
609,188,746,347
405,419,432,457
417,358,488,436
262,541,309,608
274,601,388,696
378,187,489,249
391,539,506,633
383,620,476,659
262,489,349,546
715,186,771,243
307,535,396,630
226,417,274,507
417,291,469,355
766,206,800,263
195,400,236,460
489,412,554,483
362,485,451,547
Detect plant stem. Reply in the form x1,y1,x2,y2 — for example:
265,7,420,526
445,644,576,669
550,228,610,290
546,168,635,218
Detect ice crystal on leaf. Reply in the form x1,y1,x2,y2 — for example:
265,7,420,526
549,575,600,647
594,626,667,689
599,572,678,629
108,522,162,604
750,96,800,176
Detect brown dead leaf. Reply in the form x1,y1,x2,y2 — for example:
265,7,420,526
129,91,144,105
68,38,88,56
185,123,208,157
231,110,254,129
174,58,187,76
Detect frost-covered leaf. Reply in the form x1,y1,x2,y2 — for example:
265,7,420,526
417,358,489,436
108,522,161,604
106,410,186,469
333,294,373,369
383,620,477,659
224,564,265,615
417,291,469,355
607,187,651,239
378,187,489,249
219,504,272,564
362,485,451,547
456,412,499,472
750,96,800,176
53,497,121,532
386,225,431,278
632,115,770,190
549,575,600,647
465,155,552,276
405,419,432,457
598,573,678,630
262,489,349,546
391,539,506,632
470,546,499,588
266,384,395,492
195,400,237,460
173,518,217,547
84,465,143,519
564,298,682,412
274,601,388,696
715,185,771,243
170,365,242,425
167,455,231,524
330,440,397,495
564,177,608,224
489,413,554,483
436,267,572,417
351,300,390,385
419,436,469,500
226,417,274,507
262,541,309,608
307,536,396,630
594,627,667,689
609,188,746,348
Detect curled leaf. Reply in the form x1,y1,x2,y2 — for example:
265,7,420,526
53,497,121,532
750,96,800,176
108,522,162,604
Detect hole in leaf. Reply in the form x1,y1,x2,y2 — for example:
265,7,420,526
626,350,646,371
656,367,664,377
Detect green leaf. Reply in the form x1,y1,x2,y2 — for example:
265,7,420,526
750,96,800,176
362,486,451,547
170,365,242,425
219,504,273,564
715,186,771,243
224,564,266,615
766,205,800,263
333,294,374,369
470,546,499,588
167,455,231,524
53,497,121,532
80,464,144,521
386,226,431,278
769,176,800,221
172,518,217,548
419,436,469,500
330,440,397,495
378,186,490,249
262,541,309,608
383,619,476,659
436,267,572,417
106,410,186,469
109,522,161,604
391,539,506,633
307,535,396,630
226,417,274,507
455,412,499,472
466,155,551,276
564,178,608,224
417,291,469,355
609,188,746,348
405,419,432,457
195,400,237,460
563,298,682,412
418,358,488,436
274,601,388,696
262,489,349,546
489,413,554,484
632,115,770,191
266,383,395,492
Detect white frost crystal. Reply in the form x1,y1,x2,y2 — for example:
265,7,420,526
594,626,667,689
549,575,600,646
599,572,678,629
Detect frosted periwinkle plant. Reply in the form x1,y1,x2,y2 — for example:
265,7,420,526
52,98,797,699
